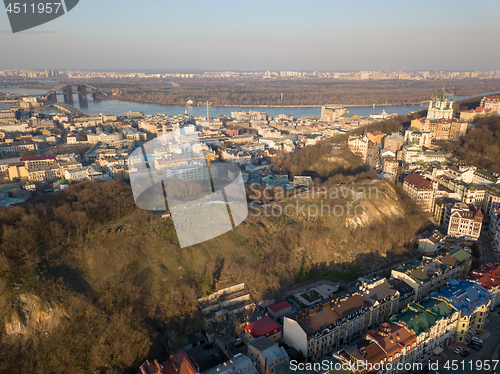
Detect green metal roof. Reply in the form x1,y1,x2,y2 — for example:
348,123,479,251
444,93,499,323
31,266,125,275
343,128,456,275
451,249,470,262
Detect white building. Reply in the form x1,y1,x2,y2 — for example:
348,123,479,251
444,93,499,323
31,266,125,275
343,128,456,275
64,167,89,182
166,164,209,182
404,130,432,148
443,202,483,241
347,135,368,162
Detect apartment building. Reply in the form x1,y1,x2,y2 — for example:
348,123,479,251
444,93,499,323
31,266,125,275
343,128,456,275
402,174,436,212
460,106,494,121
166,164,209,182
283,294,370,361
367,131,386,145
348,277,402,329
247,337,289,374
0,141,37,154
395,298,458,363
410,117,467,141
382,132,404,153
381,156,399,175
480,95,500,114
473,169,498,185
491,209,500,253
391,248,471,302
430,279,491,343
443,202,483,240
365,323,417,373
484,184,500,216
65,167,89,182
433,197,460,226
347,135,368,162
404,130,432,148
468,263,500,311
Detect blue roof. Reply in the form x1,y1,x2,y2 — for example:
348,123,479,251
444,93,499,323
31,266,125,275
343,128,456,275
430,280,491,316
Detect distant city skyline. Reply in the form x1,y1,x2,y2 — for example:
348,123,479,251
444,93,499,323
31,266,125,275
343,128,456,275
1,0,500,71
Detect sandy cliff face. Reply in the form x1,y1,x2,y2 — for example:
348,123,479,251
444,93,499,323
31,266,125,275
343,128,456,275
5,293,68,340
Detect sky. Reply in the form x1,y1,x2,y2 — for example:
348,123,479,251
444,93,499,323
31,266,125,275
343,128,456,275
1,0,500,71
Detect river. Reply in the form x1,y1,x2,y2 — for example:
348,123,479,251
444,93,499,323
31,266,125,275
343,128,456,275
1,87,499,119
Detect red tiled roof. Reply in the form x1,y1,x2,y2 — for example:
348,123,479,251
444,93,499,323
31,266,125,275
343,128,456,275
267,300,292,314
404,174,433,190
245,316,282,338
138,352,199,374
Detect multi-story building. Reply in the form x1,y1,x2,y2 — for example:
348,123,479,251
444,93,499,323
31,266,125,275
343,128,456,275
347,135,369,162
468,263,500,311
402,174,436,212
65,167,89,182
391,248,471,302
320,106,349,122
365,322,417,373
247,337,289,374
433,197,460,226
410,117,468,141
480,95,500,114
348,277,401,329
382,132,404,153
283,294,370,361
460,106,494,121
484,184,500,217
404,130,432,148
0,141,37,154
336,322,418,374
394,298,458,363
381,156,399,175
367,131,386,145
430,279,491,343
473,169,498,185
491,207,500,253
166,164,209,182
387,278,415,314
443,202,483,241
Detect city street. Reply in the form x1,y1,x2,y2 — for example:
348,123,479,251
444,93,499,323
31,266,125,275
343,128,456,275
479,232,499,266
442,311,500,373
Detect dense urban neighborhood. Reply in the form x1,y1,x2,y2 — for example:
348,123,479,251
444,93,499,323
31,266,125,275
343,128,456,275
1,76,500,374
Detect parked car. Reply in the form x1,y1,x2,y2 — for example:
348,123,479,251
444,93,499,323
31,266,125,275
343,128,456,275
472,337,483,344
461,350,470,357
454,347,463,354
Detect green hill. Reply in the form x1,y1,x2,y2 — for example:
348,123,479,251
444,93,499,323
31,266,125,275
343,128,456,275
0,178,427,373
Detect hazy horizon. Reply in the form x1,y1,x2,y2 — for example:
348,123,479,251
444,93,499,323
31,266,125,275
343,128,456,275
1,0,500,71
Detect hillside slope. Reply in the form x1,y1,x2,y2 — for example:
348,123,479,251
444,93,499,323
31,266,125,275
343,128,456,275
0,179,427,373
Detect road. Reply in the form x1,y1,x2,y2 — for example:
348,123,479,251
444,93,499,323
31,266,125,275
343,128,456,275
442,311,500,374
479,232,499,266
366,143,381,169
